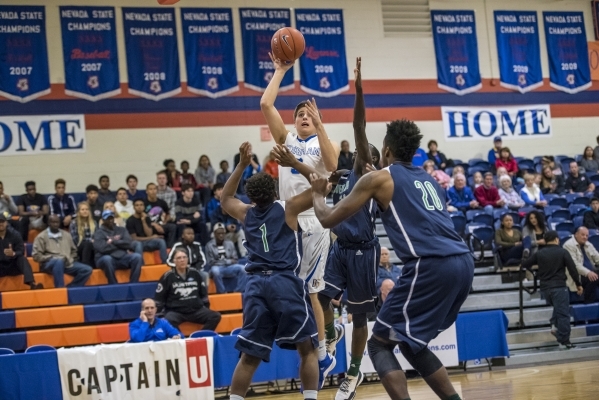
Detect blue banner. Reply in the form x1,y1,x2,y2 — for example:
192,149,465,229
543,11,591,94
239,8,293,92
295,9,349,97
181,8,238,98
431,10,481,95
122,8,180,101
59,6,120,101
494,11,542,93
0,6,50,103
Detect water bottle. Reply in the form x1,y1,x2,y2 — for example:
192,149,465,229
341,306,348,324
334,307,340,320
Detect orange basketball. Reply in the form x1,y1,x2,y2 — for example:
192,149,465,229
157,0,180,4
271,27,305,63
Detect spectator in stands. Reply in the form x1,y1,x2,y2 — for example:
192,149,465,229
70,202,96,267
520,173,547,208
93,210,142,285
167,227,209,287
498,175,525,210
448,165,465,188
206,223,247,293
540,166,566,195
155,248,221,331
161,159,181,191
144,183,176,248
47,179,76,229
126,175,145,201
194,155,215,206
426,140,449,170
97,175,115,205
496,166,508,179
156,172,177,220
447,173,479,213
175,184,208,244
581,146,599,174
583,198,599,231
411,147,427,167
423,160,450,189
32,215,92,288
18,180,48,232
472,171,483,189
205,183,223,223
103,201,125,228
216,160,231,184
236,146,261,194
566,162,595,195
0,181,25,241
115,188,134,221
475,172,506,215
594,135,599,161
522,210,548,258
376,246,402,303
127,199,168,264
178,161,198,190
338,140,353,171
563,227,599,304
86,184,103,223
0,214,42,289
522,231,582,350
263,152,279,180
542,156,563,176
129,298,182,343
495,214,523,265
210,206,247,257
495,147,518,177
488,136,502,164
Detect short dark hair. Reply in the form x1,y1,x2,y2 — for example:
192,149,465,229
213,183,224,192
116,187,127,194
384,119,422,163
156,171,167,178
543,230,559,243
86,184,99,194
293,101,322,120
55,178,65,187
99,175,109,183
163,159,174,168
126,174,137,183
180,160,189,167
245,172,276,207
25,181,36,188
484,172,494,178
369,144,381,165
181,183,194,192
427,140,437,149
591,197,599,204
220,160,228,167
133,198,145,205
146,182,157,190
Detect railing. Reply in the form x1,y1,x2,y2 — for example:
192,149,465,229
517,267,538,328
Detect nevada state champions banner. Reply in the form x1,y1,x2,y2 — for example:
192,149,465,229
239,8,293,92
0,6,50,103
295,9,349,97
122,8,181,101
431,10,481,95
60,6,120,101
494,11,542,93
543,11,591,94
181,8,239,98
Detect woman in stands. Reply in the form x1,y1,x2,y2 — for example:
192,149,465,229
498,175,525,210
102,202,125,227
495,214,524,265
423,160,450,189
522,210,548,258
520,173,547,208
70,202,96,267
194,155,215,206
541,156,563,176
472,171,483,189
426,139,450,171
495,147,518,178
540,166,566,195
161,159,181,192
581,146,599,175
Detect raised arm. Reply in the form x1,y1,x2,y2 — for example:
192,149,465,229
221,142,253,222
304,98,339,172
352,57,371,177
272,144,319,183
260,53,294,145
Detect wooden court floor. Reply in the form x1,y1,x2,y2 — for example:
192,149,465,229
252,360,599,400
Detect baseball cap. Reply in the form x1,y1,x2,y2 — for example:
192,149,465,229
493,137,502,143
212,222,226,233
101,210,115,220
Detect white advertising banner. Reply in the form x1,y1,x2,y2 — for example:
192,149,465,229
57,338,214,400
442,104,552,141
344,321,458,372
0,114,85,156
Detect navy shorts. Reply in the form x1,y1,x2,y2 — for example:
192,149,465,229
373,252,474,353
235,271,318,362
321,238,381,314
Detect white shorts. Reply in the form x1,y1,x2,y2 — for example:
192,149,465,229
297,216,330,293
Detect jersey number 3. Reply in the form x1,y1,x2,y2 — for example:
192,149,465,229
414,180,443,211
259,223,270,252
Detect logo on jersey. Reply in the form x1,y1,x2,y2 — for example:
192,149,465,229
156,283,163,293
311,279,320,288
356,250,363,256
174,287,195,297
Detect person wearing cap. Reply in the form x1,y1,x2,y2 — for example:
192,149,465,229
93,209,143,285
488,137,502,165
0,213,42,289
205,222,247,293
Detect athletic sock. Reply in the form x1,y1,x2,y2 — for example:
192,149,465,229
347,356,362,377
325,321,336,341
318,340,327,361
444,395,461,400
303,389,318,400
230,395,244,400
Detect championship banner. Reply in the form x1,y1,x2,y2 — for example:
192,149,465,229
57,338,214,400
181,8,239,98
295,9,349,97
543,11,592,94
590,41,599,81
60,6,120,101
441,104,552,141
494,11,542,93
0,6,50,103
430,10,481,95
122,7,181,101
344,322,458,371
0,114,85,156
239,8,293,92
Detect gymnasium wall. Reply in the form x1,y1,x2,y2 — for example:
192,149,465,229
1,0,598,193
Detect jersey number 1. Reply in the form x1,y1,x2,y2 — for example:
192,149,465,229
259,223,270,252
414,180,443,211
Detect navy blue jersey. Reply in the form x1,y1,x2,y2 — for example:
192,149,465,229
380,163,469,261
243,201,302,273
332,170,377,243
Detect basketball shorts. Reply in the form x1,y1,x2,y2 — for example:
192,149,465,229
297,216,330,293
373,252,474,353
235,271,318,362
321,238,381,314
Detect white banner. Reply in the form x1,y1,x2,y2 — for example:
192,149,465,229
344,321,458,372
0,114,85,156
57,338,214,400
442,104,552,141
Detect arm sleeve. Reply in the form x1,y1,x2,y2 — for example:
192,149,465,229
163,319,183,339
47,196,56,215
70,221,80,245
521,252,537,272
32,237,52,263
584,212,598,229
564,251,582,287
154,274,168,314
494,230,510,247
166,245,178,267
129,319,149,343
520,190,535,206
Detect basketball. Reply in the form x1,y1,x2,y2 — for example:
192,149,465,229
157,0,180,4
271,27,305,63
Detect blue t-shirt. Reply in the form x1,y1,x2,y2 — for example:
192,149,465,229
129,318,183,343
411,148,428,167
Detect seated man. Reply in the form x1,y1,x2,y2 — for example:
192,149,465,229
210,205,247,257
0,181,26,242
447,173,479,213
205,183,224,222
125,174,145,201
126,199,168,264
32,215,92,288
115,187,134,221
47,179,77,228
156,248,221,331
583,197,599,231
93,210,142,285
563,227,599,304
474,172,506,215
86,184,103,224
167,227,209,287
175,184,208,244
129,298,183,343
18,180,49,233
376,246,402,303
0,214,42,289
205,223,247,293
144,183,176,247
566,162,595,195
98,175,116,205
156,171,177,221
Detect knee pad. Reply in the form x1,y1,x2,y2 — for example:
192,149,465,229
317,292,332,311
367,336,401,378
398,343,442,378
352,313,368,329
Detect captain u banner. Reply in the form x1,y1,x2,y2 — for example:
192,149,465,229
122,7,180,101
0,5,50,103
57,338,214,400
430,10,481,95
295,9,349,97
543,11,591,94
494,11,542,93
239,8,293,92
60,6,120,101
181,8,239,98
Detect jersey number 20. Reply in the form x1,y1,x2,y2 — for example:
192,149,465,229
414,180,443,211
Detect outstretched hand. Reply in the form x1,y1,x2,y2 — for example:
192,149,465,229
310,173,331,197
268,52,294,72
238,142,253,167
354,57,362,90
305,98,322,128
272,144,297,167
